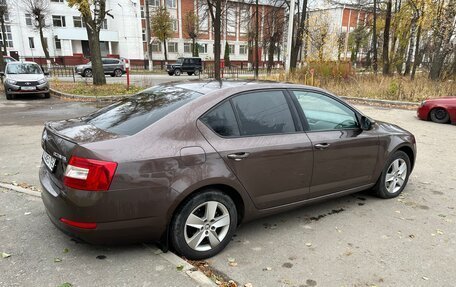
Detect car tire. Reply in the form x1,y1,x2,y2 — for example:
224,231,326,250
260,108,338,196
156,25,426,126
170,190,238,260
84,69,93,77
168,72,174,76
430,108,449,124
5,92,12,100
43,93,50,99
187,72,194,76
174,69,182,76
114,69,123,77
194,70,200,76
373,150,411,199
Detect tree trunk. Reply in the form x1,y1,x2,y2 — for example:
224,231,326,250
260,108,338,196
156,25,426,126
163,39,168,62
192,38,197,56
87,27,106,85
404,17,417,76
254,0,259,79
382,0,392,75
372,0,378,73
0,17,7,56
145,0,154,71
290,0,308,69
410,23,422,80
267,36,275,73
213,0,221,80
39,24,50,60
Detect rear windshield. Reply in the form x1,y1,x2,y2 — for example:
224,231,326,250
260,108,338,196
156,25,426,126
83,86,203,136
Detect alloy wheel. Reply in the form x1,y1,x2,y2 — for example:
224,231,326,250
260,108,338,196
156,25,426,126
184,201,231,252
385,158,407,194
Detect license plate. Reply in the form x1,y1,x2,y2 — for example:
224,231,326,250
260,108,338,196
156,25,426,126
42,151,56,172
22,86,36,91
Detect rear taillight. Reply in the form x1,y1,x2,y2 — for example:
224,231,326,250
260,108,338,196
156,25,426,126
60,218,97,229
63,156,117,191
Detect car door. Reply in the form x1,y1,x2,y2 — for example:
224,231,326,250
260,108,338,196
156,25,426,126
182,59,191,72
290,90,379,197
199,90,314,209
102,59,110,73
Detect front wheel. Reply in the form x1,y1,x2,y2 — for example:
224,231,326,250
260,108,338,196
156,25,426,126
114,69,123,77
43,93,50,99
373,151,411,199
430,108,449,124
170,190,237,260
174,69,182,76
5,91,12,100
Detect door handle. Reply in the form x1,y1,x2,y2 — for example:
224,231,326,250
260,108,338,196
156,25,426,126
227,152,250,161
314,143,330,150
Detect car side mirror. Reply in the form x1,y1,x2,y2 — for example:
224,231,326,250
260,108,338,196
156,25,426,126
360,116,374,130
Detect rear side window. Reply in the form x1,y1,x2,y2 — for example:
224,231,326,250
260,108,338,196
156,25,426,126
201,101,240,137
84,86,203,136
231,91,296,136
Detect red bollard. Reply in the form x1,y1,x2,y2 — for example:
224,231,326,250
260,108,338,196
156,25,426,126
126,67,130,90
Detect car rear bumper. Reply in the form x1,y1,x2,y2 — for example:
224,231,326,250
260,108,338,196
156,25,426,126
39,164,166,244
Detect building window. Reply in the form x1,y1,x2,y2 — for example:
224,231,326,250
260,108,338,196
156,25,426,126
239,45,247,55
171,18,178,31
28,37,35,49
25,14,32,26
150,0,160,6
198,43,207,54
73,16,86,28
228,44,235,54
101,19,108,29
140,6,145,19
151,42,161,52
54,38,61,50
52,15,66,27
166,0,176,9
0,25,13,47
50,0,64,2
168,42,178,53
184,43,191,53
142,29,146,42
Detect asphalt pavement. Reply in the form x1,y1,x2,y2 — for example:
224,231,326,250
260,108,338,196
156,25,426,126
1,88,455,287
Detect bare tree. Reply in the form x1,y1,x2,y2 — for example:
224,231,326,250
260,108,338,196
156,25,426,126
382,0,392,75
183,10,199,57
68,0,113,85
145,0,153,70
23,0,51,60
204,0,222,80
0,0,9,57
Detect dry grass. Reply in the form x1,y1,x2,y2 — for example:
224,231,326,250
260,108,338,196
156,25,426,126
50,80,142,97
263,72,455,102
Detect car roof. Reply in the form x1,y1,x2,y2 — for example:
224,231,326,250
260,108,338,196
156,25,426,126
161,79,325,95
7,61,39,65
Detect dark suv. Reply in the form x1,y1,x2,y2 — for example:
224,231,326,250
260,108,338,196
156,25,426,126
167,57,202,76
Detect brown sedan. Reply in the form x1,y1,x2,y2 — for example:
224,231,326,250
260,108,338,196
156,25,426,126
40,81,416,259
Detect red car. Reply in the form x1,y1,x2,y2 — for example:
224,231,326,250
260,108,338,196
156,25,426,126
417,97,456,124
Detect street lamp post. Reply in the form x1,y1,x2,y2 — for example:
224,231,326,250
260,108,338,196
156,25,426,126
285,0,295,73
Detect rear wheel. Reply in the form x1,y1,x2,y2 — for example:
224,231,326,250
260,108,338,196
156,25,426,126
194,69,200,76
187,72,194,76
114,69,123,77
373,151,411,199
430,108,449,124
84,69,93,77
174,69,182,76
170,190,237,260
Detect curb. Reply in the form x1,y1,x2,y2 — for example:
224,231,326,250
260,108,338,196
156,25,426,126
144,244,217,287
50,88,129,103
0,182,216,287
340,96,419,107
0,182,41,198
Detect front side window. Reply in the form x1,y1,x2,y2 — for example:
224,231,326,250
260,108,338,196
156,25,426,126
292,91,359,131
201,101,240,137
84,86,203,136
231,91,296,136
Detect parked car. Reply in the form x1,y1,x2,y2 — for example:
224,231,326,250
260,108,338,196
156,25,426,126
2,61,50,100
166,57,202,76
417,97,456,124
40,81,416,259
4,56,17,64
75,58,126,77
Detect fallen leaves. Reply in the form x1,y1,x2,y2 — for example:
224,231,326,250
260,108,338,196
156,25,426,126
228,258,238,267
2,252,11,259
176,264,184,271
54,258,62,263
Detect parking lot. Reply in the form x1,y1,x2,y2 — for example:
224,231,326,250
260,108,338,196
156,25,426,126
1,92,455,287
